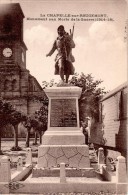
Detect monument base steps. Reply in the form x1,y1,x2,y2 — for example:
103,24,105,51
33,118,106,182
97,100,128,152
42,130,85,145
9,180,119,195
32,167,96,178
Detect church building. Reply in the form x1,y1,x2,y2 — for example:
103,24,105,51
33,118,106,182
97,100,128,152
0,3,44,115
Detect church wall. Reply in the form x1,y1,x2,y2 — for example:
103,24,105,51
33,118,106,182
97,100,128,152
28,100,43,115
7,98,28,114
20,70,29,95
0,3,45,138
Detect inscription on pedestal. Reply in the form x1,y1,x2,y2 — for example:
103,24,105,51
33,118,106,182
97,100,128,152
50,99,77,127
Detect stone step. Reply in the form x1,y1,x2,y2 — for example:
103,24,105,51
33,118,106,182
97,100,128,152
32,167,96,178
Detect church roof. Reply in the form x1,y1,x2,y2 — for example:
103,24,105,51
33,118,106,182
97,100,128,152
29,74,44,92
101,82,127,101
0,3,24,18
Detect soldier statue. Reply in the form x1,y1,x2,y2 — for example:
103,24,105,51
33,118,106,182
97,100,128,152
46,25,75,83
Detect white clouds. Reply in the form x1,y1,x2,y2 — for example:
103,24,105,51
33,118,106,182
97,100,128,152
74,22,127,90
24,22,127,91
24,25,57,84
89,22,118,41
25,25,55,45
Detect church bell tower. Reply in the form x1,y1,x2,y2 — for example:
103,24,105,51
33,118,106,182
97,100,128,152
0,3,27,69
0,3,44,115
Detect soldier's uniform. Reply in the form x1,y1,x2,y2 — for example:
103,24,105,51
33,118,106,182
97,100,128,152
47,32,75,75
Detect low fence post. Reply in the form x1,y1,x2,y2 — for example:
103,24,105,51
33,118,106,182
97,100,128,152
98,147,105,173
0,156,11,182
116,156,127,183
0,156,11,194
26,148,32,165
116,156,127,194
17,156,23,171
60,162,66,183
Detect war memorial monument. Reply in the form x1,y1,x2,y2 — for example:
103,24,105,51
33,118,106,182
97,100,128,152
36,24,90,170
0,3,127,195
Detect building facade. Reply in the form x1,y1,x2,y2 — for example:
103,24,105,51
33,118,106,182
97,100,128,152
0,3,45,137
91,82,127,159
0,3,44,115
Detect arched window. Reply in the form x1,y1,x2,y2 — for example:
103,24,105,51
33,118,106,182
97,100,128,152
12,79,17,91
4,79,11,91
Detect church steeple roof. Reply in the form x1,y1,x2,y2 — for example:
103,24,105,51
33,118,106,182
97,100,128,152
0,3,24,18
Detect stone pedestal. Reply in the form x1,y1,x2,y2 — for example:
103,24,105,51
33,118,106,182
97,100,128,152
37,145,90,168
42,86,84,145
37,86,90,170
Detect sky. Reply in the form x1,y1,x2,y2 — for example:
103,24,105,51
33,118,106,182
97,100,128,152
1,0,127,91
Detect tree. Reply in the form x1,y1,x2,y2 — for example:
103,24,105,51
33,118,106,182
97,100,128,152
42,79,57,88
32,119,40,145
69,72,107,121
42,73,106,122
34,97,48,144
31,119,43,145
0,99,15,154
9,110,26,151
22,115,32,147
22,94,48,148
22,114,39,147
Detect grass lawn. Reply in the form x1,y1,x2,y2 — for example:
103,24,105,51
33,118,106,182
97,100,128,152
1,139,97,164
0,139,39,174
1,139,39,152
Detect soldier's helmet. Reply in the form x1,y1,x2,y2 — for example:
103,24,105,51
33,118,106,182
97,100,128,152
57,25,65,31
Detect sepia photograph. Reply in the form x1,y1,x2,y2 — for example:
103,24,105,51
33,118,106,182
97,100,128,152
0,0,127,194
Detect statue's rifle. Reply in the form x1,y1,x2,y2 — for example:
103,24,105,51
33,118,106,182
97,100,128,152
70,23,75,39
63,24,75,61
69,23,75,62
